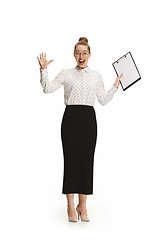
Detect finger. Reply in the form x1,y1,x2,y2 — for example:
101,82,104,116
117,75,122,80
44,53,46,58
42,52,43,58
37,56,40,62
38,56,41,63
49,60,54,64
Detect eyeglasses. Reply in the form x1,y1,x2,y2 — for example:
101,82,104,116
74,51,89,57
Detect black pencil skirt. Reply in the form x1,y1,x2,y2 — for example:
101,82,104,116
61,105,97,195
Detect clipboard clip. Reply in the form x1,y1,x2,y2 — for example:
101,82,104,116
117,55,126,63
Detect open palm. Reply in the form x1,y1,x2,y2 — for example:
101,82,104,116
37,52,54,69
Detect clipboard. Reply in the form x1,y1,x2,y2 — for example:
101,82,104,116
112,52,141,91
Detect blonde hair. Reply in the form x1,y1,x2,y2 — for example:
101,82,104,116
74,37,91,53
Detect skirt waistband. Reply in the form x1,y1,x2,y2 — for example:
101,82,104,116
66,104,94,108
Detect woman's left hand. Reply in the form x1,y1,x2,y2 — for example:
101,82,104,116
113,73,123,89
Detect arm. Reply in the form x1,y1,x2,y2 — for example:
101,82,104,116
40,68,64,94
96,73,118,106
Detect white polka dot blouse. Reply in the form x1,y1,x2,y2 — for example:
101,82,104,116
40,65,118,106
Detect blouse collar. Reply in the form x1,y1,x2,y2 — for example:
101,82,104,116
75,65,90,73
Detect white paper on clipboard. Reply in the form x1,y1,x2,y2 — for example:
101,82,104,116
112,52,141,91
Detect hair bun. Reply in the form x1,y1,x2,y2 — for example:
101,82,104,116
78,37,88,43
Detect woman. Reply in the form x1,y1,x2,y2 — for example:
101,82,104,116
37,37,122,223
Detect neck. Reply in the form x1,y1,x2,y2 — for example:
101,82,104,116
77,65,88,69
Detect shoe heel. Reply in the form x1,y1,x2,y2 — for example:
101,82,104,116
76,205,80,220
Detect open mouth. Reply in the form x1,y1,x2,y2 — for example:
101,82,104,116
79,60,85,65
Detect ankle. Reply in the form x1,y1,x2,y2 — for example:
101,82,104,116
78,204,87,210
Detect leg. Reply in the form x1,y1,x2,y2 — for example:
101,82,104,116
66,194,77,217
78,194,88,216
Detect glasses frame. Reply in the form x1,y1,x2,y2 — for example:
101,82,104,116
74,51,89,57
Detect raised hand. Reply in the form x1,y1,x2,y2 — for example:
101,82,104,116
37,52,54,69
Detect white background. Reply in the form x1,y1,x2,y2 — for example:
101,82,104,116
0,0,160,239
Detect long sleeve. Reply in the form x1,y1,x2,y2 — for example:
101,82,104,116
96,73,118,106
40,68,64,94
